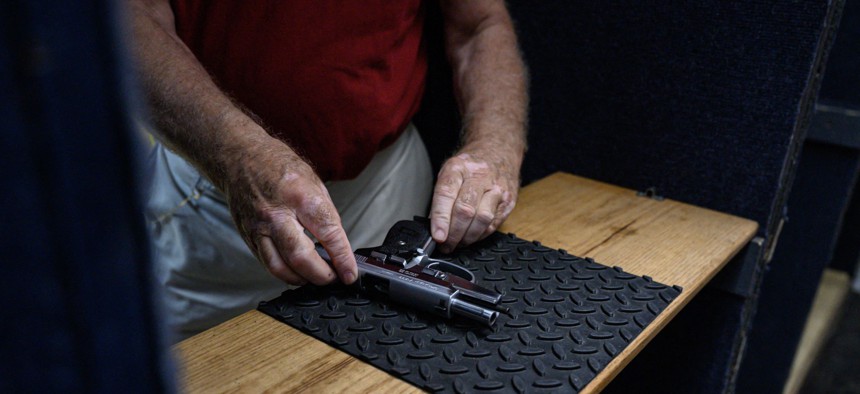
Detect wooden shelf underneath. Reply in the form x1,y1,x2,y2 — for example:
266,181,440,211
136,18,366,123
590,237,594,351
175,172,757,393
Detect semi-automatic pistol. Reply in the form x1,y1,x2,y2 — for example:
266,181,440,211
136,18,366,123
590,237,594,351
316,217,509,326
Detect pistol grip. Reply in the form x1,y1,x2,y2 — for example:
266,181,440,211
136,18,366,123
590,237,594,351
380,217,435,256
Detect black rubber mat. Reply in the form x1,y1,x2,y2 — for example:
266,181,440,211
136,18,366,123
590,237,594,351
259,232,682,393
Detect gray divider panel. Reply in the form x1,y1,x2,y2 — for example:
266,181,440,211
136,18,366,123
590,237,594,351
259,232,681,393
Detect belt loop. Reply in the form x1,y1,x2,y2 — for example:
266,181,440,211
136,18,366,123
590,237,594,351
194,175,228,204
154,177,203,225
186,176,208,208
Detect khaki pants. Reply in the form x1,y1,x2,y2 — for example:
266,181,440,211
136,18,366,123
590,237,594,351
144,125,433,340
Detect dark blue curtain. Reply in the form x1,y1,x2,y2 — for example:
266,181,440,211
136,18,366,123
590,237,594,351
0,1,171,392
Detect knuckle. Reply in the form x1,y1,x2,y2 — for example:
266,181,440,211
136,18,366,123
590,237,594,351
430,201,451,216
285,248,315,270
293,193,319,207
475,210,495,225
306,203,339,229
246,225,267,244
435,176,460,195
276,226,302,249
443,158,465,171
459,187,478,205
268,264,292,279
245,209,274,232
430,212,451,224
247,207,291,234
435,184,457,198
315,222,343,243
502,201,517,216
296,193,323,212
453,201,477,218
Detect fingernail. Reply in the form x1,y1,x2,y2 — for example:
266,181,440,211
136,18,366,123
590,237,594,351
434,228,445,240
342,270,355,284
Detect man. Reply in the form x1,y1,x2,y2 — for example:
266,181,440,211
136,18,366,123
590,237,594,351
130,0,528,339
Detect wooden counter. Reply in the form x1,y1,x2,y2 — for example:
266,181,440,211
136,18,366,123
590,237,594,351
175,172,757,393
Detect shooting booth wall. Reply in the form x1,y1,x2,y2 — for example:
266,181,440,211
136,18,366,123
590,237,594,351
416,0,843,392
738,0,860,391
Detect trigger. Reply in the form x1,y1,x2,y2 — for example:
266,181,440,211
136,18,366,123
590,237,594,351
425,260,476,283
421,266,449,280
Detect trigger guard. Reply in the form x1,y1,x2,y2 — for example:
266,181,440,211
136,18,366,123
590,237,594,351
425,260,476,283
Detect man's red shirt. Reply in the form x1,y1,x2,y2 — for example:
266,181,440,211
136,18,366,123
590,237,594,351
171,1,427,180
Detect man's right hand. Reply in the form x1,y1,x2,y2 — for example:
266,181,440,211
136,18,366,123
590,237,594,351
224,135,358,286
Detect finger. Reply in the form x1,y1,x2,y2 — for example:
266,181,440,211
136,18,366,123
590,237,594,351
430,165,464,244
461,185,503,246
443,179,483,252
482,192,516,239
298,199,357,285
257,235,305,286
271,215,337,285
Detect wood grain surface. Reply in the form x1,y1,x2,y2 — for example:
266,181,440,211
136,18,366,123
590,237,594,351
174,172,757,393
498,173,757,392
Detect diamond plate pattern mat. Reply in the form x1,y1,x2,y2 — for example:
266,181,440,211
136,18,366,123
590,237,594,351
259,232,682,393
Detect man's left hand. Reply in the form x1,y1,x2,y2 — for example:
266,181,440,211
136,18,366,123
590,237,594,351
430,143,521,253
433,0,527,252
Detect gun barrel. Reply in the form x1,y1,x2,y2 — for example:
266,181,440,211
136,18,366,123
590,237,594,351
450,298,499,326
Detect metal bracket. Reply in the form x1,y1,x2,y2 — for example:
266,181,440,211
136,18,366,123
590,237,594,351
763,216,785,264
708,237,766,298
636,186,665,201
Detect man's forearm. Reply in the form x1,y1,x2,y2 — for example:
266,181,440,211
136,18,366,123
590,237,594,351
442,0,528,162
128,0,293,193
430,0,528,251
129,0,358,286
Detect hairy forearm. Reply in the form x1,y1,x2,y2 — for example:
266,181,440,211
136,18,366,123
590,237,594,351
127,0,294,193
428,0,528,250
442,1,528,164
